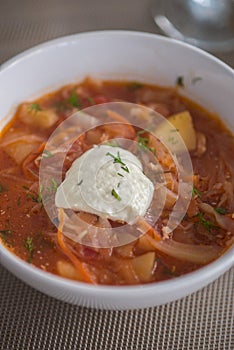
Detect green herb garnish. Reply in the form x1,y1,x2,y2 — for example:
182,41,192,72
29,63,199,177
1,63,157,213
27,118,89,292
106,151,129,173
176,76,184,88
137,130,156,155
195,213,219,232
168,136,178,145
0,229,12,245
27,193,40,203
42,150,53,159
27,185,43,204
111,189,121,201
67,90,81,108
121,165,129,173
192,186,202,198
51,179,58,192
0,183,7,193
105,140,119,147
24,237,34,263
128,82,143,90
0,229,12,235
77,179,83,186
0,220,12,246
38,185,43,202
117,172,124,177
29,103,42,112
87,97,95,104
157,258,177,277
214,207,227,215
192,77,202,85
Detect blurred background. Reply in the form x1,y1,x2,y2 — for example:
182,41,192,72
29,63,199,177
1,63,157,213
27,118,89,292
0,0,234,67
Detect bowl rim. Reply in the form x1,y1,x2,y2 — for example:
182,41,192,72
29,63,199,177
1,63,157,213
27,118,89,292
1,239,233,296
1,30,234,76
0,30,233,296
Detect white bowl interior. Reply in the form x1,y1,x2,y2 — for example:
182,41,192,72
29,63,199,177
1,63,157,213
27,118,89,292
1,31,234,131
0,31,233,309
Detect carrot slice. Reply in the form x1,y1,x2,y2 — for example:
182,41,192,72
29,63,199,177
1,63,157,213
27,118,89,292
137,217,162,241
107,110,136,138
57,209,95,284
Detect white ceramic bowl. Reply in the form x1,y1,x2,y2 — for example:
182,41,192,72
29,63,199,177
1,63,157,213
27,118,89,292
0,31,233,310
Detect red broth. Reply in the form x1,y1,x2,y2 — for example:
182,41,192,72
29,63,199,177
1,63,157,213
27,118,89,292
0,78,233,285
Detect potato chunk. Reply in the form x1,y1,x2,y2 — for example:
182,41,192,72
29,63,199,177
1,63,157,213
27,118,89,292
168,111,196,151
57,260,80,280
18,103,58,129
0,130,42,164
5,141,39,164
132,252,155,282
154,111,196,152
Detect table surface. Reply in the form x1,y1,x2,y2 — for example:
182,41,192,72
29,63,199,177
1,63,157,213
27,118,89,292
0,1,233,349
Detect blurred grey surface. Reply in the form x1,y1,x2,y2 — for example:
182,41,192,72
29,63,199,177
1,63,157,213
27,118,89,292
0,1,233,350
0,0,234,67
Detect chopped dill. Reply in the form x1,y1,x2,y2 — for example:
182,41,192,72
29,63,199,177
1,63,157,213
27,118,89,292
29,103,42,112
27,185,43,204
0,220,12,246
176,76,184,88
51,178,58,191
121,165,129,173
67,90,81,108
38,185,43,202
214,207,227,215
192,186,202,198
137,130,156,155
42,149,53,159
87,97,95,104
0,228,12,235
128,82,143,90
157,258,177,277
192,76,202,85
0,183,7,193
105,140,119,147
194,212,219,232
111,189,121,201
168,136,178,145
24,237,34,263
106,151,129,173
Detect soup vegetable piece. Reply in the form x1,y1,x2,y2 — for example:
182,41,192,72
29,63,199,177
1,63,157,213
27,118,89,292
0,77,233,285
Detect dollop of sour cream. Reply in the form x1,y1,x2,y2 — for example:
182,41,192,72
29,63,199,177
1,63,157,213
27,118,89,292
55,145,154,224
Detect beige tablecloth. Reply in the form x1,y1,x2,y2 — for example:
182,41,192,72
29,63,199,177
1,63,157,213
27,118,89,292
0,1,233,349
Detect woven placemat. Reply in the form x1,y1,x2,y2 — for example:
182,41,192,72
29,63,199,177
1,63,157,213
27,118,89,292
0,1,234,349
0,264,233,350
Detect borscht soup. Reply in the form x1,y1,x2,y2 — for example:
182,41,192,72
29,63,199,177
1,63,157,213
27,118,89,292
0,78,233,285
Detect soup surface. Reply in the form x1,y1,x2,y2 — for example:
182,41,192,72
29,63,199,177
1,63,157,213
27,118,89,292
0,78,233,285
